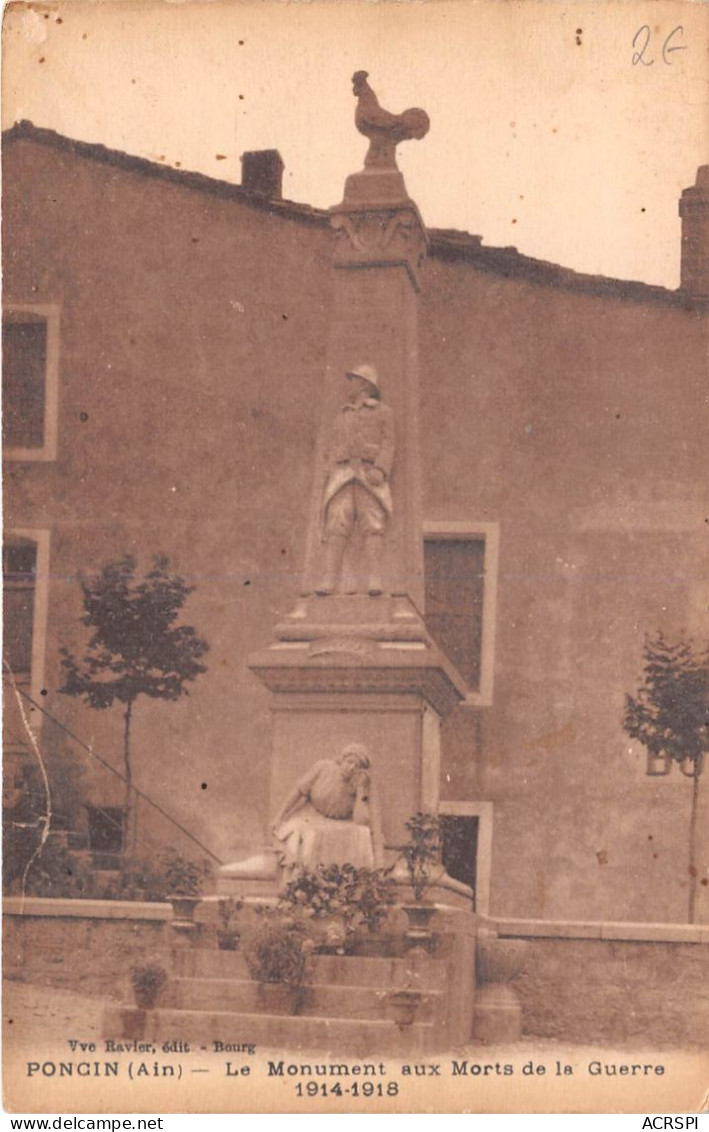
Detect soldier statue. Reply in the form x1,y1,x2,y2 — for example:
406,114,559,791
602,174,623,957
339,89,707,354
316,364,394,597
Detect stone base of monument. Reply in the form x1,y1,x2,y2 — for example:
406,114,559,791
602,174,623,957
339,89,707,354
471,984,523,1044
337,167,416,209
217,850,281,898
216,852,474,913
274,594,427,642
103,902,477,1055
471,930,529,1044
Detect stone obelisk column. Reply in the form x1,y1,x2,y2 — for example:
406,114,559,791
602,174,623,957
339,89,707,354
298,168,428,608
246,73,468,883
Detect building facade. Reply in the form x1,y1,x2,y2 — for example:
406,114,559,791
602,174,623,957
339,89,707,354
3,121,708,922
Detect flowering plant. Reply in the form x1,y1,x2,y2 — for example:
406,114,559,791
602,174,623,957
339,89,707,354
281,863,394,950
159,849,210,896
244,910,316,987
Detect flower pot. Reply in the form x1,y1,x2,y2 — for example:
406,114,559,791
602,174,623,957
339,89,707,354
217,931,240,951
131,966,167,1010
256,983,302,1016
119,1007,146,1040
402,903,437,953
388,990,422,1028
402,904,437,929
134,989,160,1010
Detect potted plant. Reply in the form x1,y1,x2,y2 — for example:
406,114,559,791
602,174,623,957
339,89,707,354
399,812,443,950
131,964,168,1010
244,912,314,1014
216,896,243,950
280,864,394,955
346,865,396,956
160,850,209,922
281,865,352,953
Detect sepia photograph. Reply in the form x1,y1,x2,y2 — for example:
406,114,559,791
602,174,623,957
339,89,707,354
2,0,708,1115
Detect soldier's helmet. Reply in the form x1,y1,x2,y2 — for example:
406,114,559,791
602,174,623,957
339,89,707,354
346,363,379,390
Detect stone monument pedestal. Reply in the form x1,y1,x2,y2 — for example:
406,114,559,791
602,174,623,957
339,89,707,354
216,75,481,1049
219,594,468,900
249,595,466,858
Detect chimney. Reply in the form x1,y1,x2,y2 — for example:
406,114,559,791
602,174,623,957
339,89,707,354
679,165,709,301
240,150,284,200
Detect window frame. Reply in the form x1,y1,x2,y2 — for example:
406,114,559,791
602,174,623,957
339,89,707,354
3,304,60,462
2,528,51,738
423,520,500,707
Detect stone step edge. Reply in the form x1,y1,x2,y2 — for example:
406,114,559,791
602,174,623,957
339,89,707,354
172,977,444,996
176,958,447,982
143,1006,435,1030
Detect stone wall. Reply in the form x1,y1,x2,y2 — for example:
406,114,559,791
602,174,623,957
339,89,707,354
7,901,708,1049
3,131,333,865
3,899,173,1001
493,918,709,1047
421,250,709,924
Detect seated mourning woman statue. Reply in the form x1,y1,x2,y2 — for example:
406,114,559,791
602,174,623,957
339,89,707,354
271,743,383,873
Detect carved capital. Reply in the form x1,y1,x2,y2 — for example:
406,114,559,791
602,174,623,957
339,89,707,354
330,206,428,291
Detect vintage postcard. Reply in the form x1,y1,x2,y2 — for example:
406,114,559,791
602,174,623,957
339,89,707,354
2,0,708,1116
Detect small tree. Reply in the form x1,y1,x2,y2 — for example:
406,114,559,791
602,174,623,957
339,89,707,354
59,555,208,849
623,632,709,922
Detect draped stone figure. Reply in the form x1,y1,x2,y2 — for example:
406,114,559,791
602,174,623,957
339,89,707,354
271,743,384,873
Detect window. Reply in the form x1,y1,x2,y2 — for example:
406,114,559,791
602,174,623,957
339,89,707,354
424,536,485,688
441,814,479,894
439,801,493,915
3,316,46,448
3,539,37,677
86,806,125,856
3,305,59,461
423,522,499,705
2,529,50,745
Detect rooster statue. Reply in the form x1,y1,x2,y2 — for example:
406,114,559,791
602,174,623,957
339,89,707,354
352,71,430,170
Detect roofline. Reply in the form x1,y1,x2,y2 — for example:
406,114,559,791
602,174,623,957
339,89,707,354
2,119,330,229
3,120,694,308
426,228,688,307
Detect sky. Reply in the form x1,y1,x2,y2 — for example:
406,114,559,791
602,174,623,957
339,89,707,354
3,0,708,287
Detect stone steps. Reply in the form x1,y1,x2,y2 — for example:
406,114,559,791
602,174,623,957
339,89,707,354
103,923,473,1054
134,1006,433,1057
174,949,447,990
167,976,441,1022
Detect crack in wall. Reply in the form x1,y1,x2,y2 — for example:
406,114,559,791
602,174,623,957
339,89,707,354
4,661,52,909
